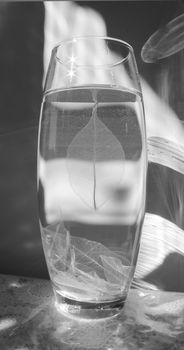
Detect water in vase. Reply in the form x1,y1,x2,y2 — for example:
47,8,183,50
38,85,146,314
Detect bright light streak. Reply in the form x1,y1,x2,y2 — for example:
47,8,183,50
9,281,22,288
66,53,78,83
0,317,17,331
66,69,76,80
66,68,77,84
68,53,78,65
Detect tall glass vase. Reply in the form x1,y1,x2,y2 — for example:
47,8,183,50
37,36,147,319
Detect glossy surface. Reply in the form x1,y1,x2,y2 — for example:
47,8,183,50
0,274,184,349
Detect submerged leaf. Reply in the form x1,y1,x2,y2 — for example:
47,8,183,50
70,233,126,280
54,267,122,301
67,96,125,209
141,13,184,62
100,255,134,286
48,223,131,299
45,222,71,271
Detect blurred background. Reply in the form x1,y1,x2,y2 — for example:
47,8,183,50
0,0,184,291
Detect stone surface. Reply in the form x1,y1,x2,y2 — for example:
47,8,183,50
0,274,184,349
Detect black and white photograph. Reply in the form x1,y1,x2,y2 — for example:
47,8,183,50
1,1,184,349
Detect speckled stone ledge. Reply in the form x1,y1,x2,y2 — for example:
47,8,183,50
0,274,184,349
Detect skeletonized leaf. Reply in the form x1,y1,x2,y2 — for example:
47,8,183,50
100,255,134,286
141,13,184,62
47,223,131,299
67,101,125,209
71,234,125,279
148,136,184,174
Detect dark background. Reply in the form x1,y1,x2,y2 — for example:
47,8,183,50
0,1,183,291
